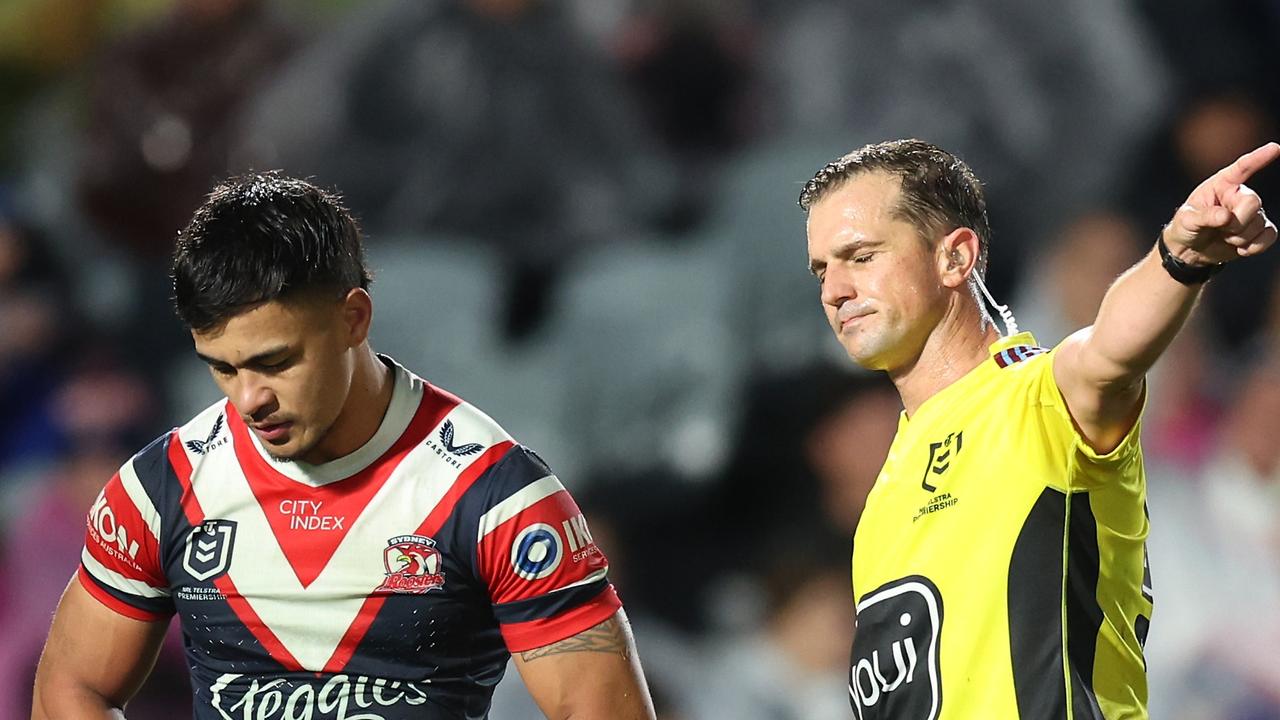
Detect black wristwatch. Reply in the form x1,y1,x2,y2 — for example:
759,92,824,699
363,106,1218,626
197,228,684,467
1157,232,1225,285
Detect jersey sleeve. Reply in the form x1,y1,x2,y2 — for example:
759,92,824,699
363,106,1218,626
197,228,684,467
473,447,621,653
79,435,175,621
1038,346,1146,492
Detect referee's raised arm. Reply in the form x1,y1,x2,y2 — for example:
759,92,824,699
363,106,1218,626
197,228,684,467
1052,141,1279,454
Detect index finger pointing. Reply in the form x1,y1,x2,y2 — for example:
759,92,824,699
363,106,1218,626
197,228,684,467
1220,141,1280,184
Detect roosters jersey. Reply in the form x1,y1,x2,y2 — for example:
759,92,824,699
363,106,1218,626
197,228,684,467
80,358,620,720
849,333,1152,719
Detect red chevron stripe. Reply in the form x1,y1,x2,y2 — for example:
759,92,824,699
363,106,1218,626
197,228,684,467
226,386,459,589
169,433,305,671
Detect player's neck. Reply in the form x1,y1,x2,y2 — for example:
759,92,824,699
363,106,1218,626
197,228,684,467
299,347,395,465
890,300,999,418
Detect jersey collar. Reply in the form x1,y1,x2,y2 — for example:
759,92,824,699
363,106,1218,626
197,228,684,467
243,355,421,487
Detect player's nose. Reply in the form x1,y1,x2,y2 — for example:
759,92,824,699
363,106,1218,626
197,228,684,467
233,374,276,420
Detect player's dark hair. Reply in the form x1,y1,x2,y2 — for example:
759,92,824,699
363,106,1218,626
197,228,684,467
799,138,991,278
171,172,372,332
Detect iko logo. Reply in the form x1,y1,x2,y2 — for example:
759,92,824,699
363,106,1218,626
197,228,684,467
186,414,227,456
920,431,963,493
438,420,483,456
183,519,237,581
562,514,601,562
849,575,943,719
89,490,140,562
210,672,431,720
511,523,563,580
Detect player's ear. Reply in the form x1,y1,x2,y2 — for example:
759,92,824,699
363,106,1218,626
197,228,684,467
937,227,979,289
341,288,373,347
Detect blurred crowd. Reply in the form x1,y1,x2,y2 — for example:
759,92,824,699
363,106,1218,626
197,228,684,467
1,0,1279,718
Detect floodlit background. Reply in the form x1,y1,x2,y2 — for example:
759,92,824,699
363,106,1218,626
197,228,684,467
1,0,1278,718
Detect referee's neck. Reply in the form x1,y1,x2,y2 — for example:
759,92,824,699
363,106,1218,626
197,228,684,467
891,307,999,418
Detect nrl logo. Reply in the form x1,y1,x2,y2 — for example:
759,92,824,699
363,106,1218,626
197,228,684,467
921,431,962,493
186,414,227,456
183,519,237,581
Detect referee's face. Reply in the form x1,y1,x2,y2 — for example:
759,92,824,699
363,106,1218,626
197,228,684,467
806,172,947,372
192,294,361,463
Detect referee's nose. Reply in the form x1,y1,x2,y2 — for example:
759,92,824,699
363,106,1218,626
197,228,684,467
820,265,856,309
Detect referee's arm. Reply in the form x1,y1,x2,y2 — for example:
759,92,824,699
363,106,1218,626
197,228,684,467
1053,142,1279,454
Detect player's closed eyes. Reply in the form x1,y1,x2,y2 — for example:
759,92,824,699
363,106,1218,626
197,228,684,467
253,356,295,374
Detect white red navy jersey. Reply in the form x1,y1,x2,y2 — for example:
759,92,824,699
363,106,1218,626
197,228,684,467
80,357,619,719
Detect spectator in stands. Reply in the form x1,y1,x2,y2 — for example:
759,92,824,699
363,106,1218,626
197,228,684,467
0,361,188,720
688,545,852,720
1012,211,1147,347
237,0,677,336
0,216,71,474
1124,91,1280,352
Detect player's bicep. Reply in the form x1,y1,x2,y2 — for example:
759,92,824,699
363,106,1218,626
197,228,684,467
32,574,170,719
512,609,655,720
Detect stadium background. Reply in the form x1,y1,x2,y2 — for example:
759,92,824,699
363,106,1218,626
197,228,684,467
1,0,1278,717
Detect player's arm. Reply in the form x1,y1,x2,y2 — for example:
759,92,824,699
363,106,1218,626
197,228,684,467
512,609,656,720
31,574,169,720
1053,142,1279,453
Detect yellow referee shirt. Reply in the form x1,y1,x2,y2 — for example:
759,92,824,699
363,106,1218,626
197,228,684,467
850,332,1151,719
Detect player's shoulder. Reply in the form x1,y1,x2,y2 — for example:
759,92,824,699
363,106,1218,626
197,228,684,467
430,388,517,454
433,392,550,497
109,413,200,517
403,375,568,538
399,359,516,450
173,399,232,457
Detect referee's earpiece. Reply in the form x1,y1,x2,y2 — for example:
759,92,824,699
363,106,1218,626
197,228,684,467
948,250,962,270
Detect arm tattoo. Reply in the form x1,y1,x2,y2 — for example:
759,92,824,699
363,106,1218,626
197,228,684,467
519,617,631,662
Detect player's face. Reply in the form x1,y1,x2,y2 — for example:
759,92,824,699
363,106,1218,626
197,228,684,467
192,296,356,462
807,172,948,371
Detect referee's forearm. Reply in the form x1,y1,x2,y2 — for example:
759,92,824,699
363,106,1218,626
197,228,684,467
1081,245,1201,385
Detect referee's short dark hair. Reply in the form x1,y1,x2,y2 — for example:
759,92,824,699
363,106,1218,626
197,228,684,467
799,139,991,279
171,172,372,332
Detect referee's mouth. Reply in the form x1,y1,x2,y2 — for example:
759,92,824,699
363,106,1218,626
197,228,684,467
840,311,874,331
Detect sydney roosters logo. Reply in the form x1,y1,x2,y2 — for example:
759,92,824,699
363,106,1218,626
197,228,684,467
376,534,445,594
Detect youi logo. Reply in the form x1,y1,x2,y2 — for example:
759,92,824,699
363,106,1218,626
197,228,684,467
849,576,944,719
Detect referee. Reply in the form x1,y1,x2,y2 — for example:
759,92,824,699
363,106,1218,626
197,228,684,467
800,138,1277,718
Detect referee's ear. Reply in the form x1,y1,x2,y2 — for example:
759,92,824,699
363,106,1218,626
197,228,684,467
937,227,980,289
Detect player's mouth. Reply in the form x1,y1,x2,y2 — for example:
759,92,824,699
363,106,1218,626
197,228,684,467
252,421,293,443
